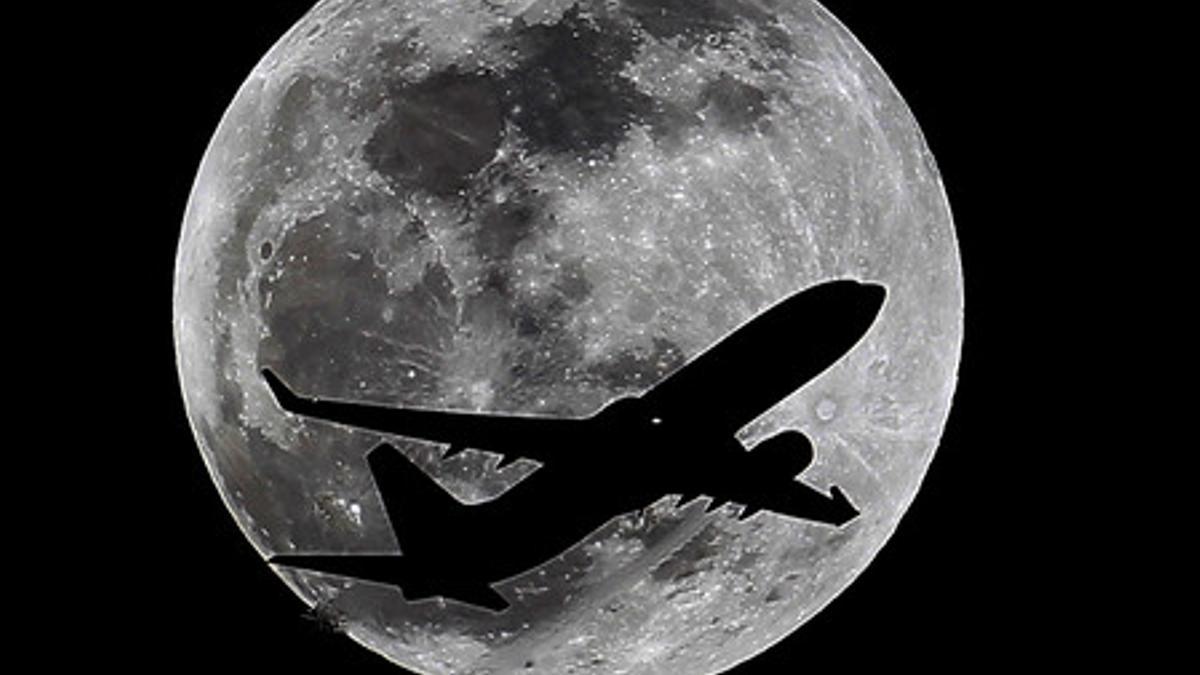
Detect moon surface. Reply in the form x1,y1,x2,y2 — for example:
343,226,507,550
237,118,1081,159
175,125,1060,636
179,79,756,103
173,0,962,673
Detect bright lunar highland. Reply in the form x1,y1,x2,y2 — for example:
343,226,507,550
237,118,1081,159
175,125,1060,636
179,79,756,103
173,0,962,673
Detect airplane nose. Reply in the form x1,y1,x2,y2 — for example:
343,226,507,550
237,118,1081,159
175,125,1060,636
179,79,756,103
859,281,887,313
826,279,886,308
822,279,887,329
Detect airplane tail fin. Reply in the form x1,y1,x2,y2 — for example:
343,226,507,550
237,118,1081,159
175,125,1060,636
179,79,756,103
262,368,314,415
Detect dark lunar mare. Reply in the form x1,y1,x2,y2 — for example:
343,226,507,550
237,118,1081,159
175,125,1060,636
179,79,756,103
364,69,505,197
364,7,657,192
498,7,655,161
259,211,454,403
266,280,885,611
700,73,772,134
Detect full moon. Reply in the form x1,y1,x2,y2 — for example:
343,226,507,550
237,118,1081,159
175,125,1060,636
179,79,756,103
173,0,962,673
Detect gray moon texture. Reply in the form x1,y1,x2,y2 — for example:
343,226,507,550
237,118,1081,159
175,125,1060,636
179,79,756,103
173,0,962,673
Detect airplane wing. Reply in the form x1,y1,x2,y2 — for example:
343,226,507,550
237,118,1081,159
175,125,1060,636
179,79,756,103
262,368,584,463
640,280,885,437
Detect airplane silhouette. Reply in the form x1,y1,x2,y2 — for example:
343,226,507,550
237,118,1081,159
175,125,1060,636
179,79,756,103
263,279,886,611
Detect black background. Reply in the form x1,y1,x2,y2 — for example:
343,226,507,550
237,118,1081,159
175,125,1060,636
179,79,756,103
82,0,1079,671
